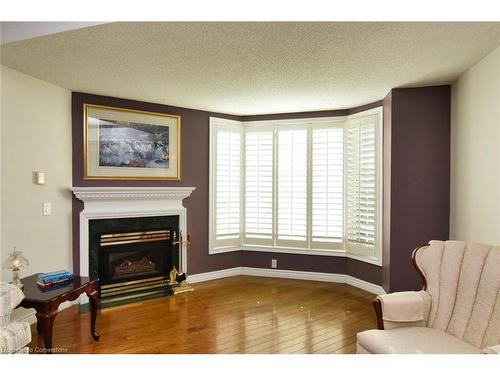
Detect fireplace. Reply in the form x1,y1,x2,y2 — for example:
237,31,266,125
71,186,195,307
89,215,179,307
100,230,171,283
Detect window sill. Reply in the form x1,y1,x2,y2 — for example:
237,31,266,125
209,245,382,266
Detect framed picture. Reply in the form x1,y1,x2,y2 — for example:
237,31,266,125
83,104,181,180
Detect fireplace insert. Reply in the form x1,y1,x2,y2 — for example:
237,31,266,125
88,215,179,307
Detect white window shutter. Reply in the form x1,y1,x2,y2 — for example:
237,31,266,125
346,114,379,258
244,130,274,244
311,125,344,248
277,128,308,246
211,121,242,249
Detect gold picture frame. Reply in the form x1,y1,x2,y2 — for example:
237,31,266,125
83,104,181,180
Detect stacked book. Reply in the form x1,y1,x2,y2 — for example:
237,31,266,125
37,270,74,288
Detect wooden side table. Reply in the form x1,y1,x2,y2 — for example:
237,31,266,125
19,274,100,352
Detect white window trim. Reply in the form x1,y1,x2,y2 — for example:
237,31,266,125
209,109,383,267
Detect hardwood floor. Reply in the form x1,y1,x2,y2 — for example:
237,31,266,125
27,275,377,354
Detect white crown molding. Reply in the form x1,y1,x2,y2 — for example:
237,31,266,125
188,267,386,295
70,186,196,202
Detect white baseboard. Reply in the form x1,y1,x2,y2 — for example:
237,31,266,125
188,267,386,295
188,267,241,283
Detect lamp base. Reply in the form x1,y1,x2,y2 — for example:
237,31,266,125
11,269,23,289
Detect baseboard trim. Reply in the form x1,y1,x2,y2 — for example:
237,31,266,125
188,267,386,295
188,267,241,283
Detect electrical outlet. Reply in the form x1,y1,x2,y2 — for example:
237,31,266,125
271,259,277,269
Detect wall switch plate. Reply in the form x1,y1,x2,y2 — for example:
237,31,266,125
271,259,277,269
43,202,51,216
35,172,46,185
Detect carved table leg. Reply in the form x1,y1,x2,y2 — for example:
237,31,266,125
36,311,58,353
87,290,100,341
36,319,43,334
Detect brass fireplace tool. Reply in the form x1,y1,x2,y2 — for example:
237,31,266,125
169,231,194,294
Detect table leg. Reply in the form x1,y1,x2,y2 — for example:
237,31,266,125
36,319,42,334
87,290,100,341
36,311,57,353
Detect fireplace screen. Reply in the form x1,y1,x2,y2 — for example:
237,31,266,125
99,230,171,285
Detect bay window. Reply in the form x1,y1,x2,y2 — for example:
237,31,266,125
209,107,383,265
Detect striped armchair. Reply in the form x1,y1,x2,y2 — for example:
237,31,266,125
0,282,32,354
357,240,500,354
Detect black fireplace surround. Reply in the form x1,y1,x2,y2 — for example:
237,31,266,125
88,215,179,306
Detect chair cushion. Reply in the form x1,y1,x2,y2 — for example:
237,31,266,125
357,327,482,354
0,322,32,354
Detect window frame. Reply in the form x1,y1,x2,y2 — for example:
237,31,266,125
208,108,383,266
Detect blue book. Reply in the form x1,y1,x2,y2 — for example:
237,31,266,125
40,275,72,283
39,270,73,283
40,270,70,278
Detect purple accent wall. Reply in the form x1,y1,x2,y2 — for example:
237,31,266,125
383,86,451,292
71,91,449,291
240,251,346,274
241,109,347,122
347,100,384,115
71,92,242,275
239,100,383,122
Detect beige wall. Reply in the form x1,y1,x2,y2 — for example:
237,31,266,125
0,65,72,282
450,45,500,245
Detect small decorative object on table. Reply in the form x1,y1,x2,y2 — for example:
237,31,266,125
2,247,29,288
37,270,74,289
170,231,194,294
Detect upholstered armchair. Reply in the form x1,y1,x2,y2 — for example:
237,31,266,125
357,240,500,354
0,282,32,354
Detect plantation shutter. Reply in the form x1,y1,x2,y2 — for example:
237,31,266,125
212,121,242,248
346,114,378,257
277,128,308,247
311,124,344,249
244,129,274,245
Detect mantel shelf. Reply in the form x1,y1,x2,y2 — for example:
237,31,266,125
70,187,196,202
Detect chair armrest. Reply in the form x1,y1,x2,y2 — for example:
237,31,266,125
373,290,431,330
0,283,25,327
482,345,500,354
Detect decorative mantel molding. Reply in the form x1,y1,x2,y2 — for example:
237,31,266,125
70,186,196,202
71,186,195,305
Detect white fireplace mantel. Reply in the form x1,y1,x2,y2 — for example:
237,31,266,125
71,186,196,202
70,186,196,304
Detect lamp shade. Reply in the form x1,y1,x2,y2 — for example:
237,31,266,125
3,248,29,270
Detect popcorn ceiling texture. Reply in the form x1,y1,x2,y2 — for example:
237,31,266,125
1,22,500,115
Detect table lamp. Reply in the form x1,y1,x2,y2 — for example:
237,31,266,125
3,247,29,288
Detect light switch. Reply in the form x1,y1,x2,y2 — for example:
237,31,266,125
43,202,52,216
35,172,46,185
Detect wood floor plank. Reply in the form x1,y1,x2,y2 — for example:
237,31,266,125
26,275,377,354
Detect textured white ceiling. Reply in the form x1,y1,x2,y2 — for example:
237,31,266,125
1,22,500,115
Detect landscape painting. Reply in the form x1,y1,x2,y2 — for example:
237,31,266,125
84,104,181,180
98,119,169,169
